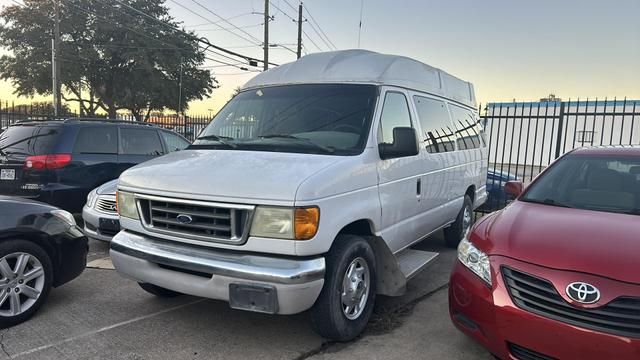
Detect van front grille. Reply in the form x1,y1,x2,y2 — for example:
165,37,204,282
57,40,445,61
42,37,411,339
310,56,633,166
136,195,253,244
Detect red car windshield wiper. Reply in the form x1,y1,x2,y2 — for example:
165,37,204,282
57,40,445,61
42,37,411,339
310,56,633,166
522,198,572,208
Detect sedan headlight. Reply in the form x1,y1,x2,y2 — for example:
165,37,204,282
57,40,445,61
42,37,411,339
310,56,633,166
51,209,76,226
116,191,139,219
86,189,97,207
250,206,319,240
458,238,492,286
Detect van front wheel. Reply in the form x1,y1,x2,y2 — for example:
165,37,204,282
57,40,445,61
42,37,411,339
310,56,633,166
444,195,473,248
311,235,376,342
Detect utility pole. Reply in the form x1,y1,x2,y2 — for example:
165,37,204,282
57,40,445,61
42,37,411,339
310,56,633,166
263,0,269,71
51,39,57,116
178,58,183,118
53,0,61,116
296,3,303,59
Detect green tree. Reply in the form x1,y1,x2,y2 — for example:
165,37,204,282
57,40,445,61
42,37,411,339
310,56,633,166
0,0,218,120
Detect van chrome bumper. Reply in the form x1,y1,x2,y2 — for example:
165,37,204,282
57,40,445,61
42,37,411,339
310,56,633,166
110,231,325,314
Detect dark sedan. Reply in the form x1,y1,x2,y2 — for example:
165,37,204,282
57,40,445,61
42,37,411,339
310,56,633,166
0,197,87,328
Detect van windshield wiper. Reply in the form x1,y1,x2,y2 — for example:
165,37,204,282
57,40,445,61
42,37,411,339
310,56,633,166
193,134,237,148
259,134,335,154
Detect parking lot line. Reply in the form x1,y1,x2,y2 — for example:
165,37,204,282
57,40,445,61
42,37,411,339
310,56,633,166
11,299,206,358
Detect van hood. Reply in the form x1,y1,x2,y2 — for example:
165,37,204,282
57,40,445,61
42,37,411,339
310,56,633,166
474,201,640,284
118,150,344,202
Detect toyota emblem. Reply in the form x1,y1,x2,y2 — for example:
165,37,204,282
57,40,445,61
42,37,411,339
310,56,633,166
566,282,600,304
176,214,193,224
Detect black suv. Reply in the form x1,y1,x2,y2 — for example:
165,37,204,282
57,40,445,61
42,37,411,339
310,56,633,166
0,119,190,213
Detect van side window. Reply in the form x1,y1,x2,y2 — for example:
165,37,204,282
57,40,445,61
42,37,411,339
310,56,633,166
73,127,117,154
449,104,481,150
378,92,412,144
120,128,164,156
413,96,455,153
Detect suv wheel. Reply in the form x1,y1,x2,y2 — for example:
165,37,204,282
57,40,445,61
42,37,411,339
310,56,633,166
0,240,53,329
311,235,376,342
444,195,474,248
138,283,182,298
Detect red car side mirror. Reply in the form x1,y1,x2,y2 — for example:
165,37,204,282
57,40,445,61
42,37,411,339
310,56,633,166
505,181,524,197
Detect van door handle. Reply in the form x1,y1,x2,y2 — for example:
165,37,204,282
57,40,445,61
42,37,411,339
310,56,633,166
416,178,422,196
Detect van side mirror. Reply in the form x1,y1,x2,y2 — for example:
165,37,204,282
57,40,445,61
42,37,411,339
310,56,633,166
379,127,419,160
505,181,524,197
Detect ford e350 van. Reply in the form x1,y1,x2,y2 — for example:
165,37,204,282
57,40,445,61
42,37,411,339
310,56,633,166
110,50,488,341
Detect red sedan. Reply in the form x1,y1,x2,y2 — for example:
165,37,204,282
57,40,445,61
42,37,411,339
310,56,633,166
449,146,640,360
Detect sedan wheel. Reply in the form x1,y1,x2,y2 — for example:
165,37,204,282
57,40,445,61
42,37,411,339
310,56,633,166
0,240,52,329
0,252,46,317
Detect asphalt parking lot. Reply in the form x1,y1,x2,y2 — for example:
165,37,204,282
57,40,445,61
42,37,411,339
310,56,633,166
0,233,492,360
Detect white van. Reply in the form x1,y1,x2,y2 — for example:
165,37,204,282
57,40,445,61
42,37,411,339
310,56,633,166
111,50,487,341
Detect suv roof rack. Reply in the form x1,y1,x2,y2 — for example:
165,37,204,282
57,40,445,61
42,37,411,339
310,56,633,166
62,118,157,126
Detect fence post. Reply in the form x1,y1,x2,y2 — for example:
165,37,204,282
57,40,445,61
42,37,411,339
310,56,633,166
554,101,566,159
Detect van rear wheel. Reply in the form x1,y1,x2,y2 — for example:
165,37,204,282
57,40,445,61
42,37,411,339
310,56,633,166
444,195,473,248
311,235,376,342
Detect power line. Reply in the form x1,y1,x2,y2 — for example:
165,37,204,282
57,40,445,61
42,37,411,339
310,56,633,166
185,0,262,45
185,12,253,28
111,0,277,67
269,1,325,53
302,29,323,52
302,5,337,50
196,23,263,32
66,1,253,71
270,1,297,22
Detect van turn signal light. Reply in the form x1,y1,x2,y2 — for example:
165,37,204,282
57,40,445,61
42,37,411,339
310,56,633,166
294,207,320,240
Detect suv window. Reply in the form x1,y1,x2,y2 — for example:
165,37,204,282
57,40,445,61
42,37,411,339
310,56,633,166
0,125,62,156
160,131,190,153
73,127,117,154
120,128,163,155
379,92,412,144
413,96,455,153
449,104,481,150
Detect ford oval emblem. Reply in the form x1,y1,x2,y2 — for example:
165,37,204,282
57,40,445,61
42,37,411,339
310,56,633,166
566,282,600,304
176,214,193,224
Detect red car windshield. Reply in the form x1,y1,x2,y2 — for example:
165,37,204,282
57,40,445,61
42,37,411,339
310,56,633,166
521,155,640,215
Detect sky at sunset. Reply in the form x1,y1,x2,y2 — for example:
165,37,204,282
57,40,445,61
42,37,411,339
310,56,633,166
0,0,638,115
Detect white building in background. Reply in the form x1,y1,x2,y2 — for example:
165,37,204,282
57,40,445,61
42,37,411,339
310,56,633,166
484,99,640,167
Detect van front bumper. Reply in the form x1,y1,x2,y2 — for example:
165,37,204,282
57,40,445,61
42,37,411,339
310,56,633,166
110,231,325,315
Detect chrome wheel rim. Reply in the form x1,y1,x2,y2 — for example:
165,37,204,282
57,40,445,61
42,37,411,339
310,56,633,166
341,257,370,320
0,252,45,317
462,205,472,239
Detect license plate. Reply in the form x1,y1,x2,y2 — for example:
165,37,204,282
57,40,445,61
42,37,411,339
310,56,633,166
99,218,120,232
0,169,15,181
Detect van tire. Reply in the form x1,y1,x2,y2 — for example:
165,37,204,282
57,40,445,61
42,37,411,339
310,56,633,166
444,195,473,248
311,235,376,342
138,283,182,298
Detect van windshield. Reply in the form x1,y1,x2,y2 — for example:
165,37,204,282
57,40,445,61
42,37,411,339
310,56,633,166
191,84,378,155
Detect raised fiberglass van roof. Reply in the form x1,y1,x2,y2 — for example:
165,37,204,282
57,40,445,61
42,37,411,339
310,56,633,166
243,49,477,108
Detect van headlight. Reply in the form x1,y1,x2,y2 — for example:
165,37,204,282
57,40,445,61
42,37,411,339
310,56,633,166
458,238,492,286
116,191,139,219
250,206,319,240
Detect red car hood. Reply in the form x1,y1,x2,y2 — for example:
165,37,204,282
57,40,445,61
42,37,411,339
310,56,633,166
474,201,640,284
